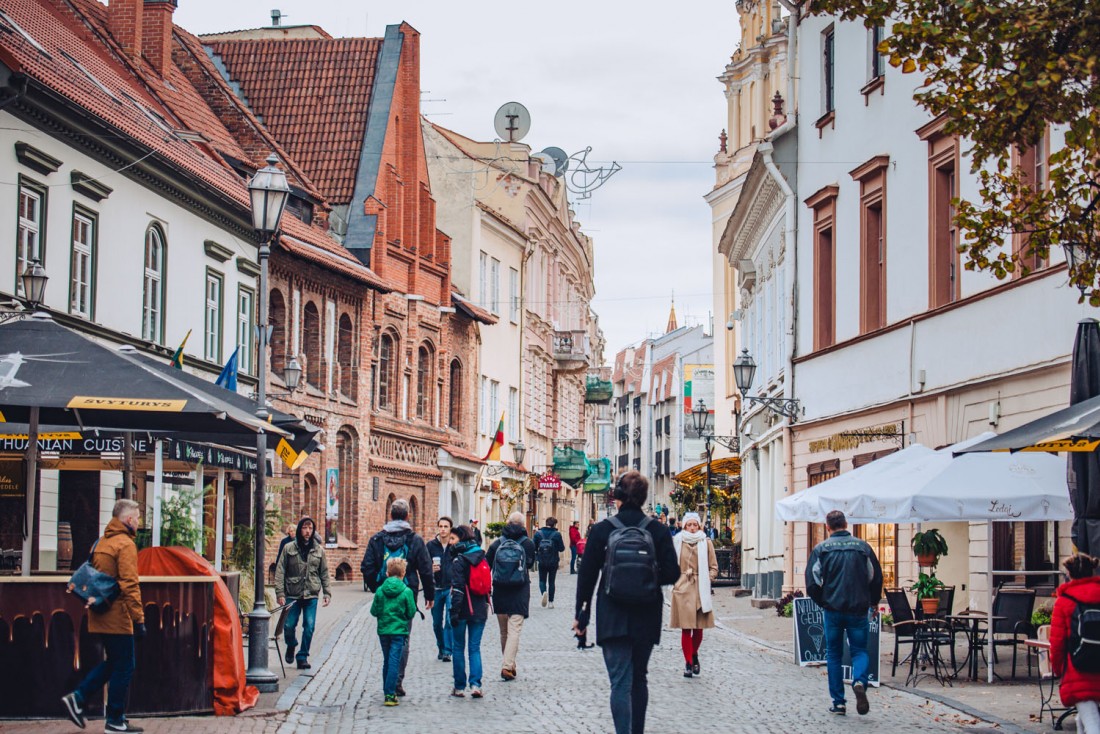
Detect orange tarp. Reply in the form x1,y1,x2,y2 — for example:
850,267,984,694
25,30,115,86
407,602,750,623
137,547,259,715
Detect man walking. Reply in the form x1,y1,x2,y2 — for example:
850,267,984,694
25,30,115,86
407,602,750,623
568,520,582,574
62,499,146,733
573,471,680,734
275,517,332,670
486,511,535,681
533,517,566,608
806,510,884,717
362,499,434,696
426,516,455,661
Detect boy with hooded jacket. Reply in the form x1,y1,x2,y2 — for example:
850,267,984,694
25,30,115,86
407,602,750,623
275,517,332,669
370,557,417,706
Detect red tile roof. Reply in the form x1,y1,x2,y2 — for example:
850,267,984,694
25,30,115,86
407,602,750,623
452,293,498,325
203,36,383,203
441,444,486,465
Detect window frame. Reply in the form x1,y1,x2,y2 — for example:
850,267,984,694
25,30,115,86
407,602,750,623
237,285,255,376
823,26,836,115
490,257,501,315
69,204,97,319
918,118,961,309
204,268,224,363
378,333,395,412
1011,127,1051,276
142,224,167,345
509,266,520,323
851,156,889,334
16,177,47,296
805,185,839,351
448,359,463,430
416,343,433,420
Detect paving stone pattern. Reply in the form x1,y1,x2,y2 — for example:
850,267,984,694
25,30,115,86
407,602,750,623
1,575,1009,733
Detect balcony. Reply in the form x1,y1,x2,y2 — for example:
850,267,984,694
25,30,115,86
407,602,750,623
585,375,613,404
553,445,591,484
618,425,629,443
584,457,612,493
552,330,589,371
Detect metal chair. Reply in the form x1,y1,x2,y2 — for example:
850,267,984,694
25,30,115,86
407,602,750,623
989,588,1036,678
885,588,956,677
270,603,293,677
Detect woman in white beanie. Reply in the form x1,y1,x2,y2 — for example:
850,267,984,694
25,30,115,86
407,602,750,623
670,512,719,678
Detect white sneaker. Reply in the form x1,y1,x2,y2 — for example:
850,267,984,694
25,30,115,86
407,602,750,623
548,601,554,608
541,591,548,607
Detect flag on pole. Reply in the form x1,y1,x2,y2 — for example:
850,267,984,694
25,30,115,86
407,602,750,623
483,412,506,462
169,329,192,369
215,346,239,391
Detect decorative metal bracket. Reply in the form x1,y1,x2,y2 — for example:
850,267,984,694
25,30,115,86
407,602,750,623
704,434,740,454
743,394,803,422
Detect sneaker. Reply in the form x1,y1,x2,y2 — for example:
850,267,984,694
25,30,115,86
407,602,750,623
384,694,399,707
296,660,311,670
692,654,700,676
442,655,452,662
451,689,465,697
548,601,554,609
500,668,515,681
828,705,846,716
285,644,296,665
104,722,144,733
683,663,693,678
395,684,406,697
470,687,483,698
541,591,548,607
853,682,869,715
60,693,85,729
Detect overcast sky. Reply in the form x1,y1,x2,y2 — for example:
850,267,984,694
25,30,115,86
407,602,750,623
176,1,740,359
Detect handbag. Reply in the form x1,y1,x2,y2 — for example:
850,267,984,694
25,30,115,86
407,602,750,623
66,540,120,612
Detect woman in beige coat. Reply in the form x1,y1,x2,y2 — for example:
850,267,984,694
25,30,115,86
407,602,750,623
670,512,718,678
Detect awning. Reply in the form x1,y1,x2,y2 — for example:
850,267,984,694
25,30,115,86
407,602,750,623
674,456,741,487
955,393,1100,454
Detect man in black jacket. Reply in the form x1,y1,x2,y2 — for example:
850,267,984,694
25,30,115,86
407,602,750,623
361,499,434,696
426,516,455,661
533,517,566,608
486,512,536,681
805,510,884,717
572,471,680,734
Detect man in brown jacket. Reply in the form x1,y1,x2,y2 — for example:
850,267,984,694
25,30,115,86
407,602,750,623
62,499,145,733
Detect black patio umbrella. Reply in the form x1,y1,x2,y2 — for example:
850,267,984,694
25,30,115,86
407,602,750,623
955,393,1100,454
1070,319,1100,553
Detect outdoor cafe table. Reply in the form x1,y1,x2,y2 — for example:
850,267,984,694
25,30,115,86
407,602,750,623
948,611,1005,681
1025,639,1076,729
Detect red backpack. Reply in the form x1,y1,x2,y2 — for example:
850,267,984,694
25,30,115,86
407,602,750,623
468,557,492,597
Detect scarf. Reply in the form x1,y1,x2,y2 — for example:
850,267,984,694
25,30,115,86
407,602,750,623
673,529,712,614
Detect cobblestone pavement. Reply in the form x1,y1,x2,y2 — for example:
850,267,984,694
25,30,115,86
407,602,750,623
1,575,1018,734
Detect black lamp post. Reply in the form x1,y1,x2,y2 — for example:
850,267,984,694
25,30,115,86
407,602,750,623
20,259,48,308
1063,242,1091,298
734,348,802,421
245,153,290,693
691,400,715,525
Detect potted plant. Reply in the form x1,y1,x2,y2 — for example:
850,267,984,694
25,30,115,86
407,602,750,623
912,528,949,567
910,572,946,615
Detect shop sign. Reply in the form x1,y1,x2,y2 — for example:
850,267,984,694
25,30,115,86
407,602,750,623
0,433,155,455
538,472,562,491
0,459,22,497
166,439,257,473
808,422,902,454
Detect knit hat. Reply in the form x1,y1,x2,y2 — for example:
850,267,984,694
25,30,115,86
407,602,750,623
682,512,702,525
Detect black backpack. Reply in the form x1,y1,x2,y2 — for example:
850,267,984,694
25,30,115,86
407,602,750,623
536,530,558,566
601,516,661,603
492,536,528,587
1064,591,1100,672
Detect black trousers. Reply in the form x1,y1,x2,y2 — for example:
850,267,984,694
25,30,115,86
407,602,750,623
601,638,654,734
537,563,558,602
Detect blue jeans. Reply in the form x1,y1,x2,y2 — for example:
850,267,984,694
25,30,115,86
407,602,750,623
538,563,558,602
431,589,452,656
570,546,578,573
378,634,407,696
823,609,870,706
74,633,135,725
601,638,654,734
284,597,319,662
451,618,485,689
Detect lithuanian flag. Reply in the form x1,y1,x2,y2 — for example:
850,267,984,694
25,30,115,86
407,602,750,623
169,329,192,369
483,412,506,461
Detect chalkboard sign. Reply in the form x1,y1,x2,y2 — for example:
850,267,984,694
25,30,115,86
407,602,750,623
792,597,880,687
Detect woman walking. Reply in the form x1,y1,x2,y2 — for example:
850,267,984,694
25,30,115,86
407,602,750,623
449,524,490,698
670,512,718,678
1051,553,1100,733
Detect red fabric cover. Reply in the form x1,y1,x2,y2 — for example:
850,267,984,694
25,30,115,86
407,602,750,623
1051,576,1100,706
137,547,259,715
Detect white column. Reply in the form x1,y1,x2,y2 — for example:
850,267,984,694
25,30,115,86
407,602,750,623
193,467,204,555
152,440,164,547
37,469,60,572
214,469,227,571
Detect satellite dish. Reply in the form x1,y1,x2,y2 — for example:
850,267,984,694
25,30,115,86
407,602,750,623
541,146,569,176
494,101,531,143
531,152,556,176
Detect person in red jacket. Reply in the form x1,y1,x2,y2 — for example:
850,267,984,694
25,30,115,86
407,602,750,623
1051,553,1100,734
568,521,582,574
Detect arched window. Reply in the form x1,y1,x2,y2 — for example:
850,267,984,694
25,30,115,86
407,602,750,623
378,333,395,411
269,290,287,376
303,302,321,388
338,313,355,399
408,495,419,533
449,359,462,429
416,343,434,420
335,428,358,543
303,473,318,527
385,492,396,520
142,225,166,344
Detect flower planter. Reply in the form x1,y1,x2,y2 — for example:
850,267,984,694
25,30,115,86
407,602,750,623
919,596,940,615
915,553,938,567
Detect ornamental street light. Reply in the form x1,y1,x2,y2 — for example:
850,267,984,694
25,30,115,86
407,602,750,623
245,153,290,693
1063,242,1090,298
734,348,803,421
20,259,48,308
690,399,738,528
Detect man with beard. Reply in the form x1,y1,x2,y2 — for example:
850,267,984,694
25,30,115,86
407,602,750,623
362,499,434,696
275,517,332,669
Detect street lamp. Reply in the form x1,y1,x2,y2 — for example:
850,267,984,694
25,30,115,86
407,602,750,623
283,357,302,392
690,399,738,528
512,440,527,467
20,259,48,308
245,152,290,693
734,348,803,421
1063,242,1090,298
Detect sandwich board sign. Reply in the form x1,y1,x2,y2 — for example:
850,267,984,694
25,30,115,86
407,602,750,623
792,596,880,687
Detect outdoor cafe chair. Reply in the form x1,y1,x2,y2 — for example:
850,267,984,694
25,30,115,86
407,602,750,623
885,588,956,677
987,587,1036,678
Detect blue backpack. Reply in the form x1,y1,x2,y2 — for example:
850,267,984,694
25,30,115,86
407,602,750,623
492,537,528,587
377,539,410,586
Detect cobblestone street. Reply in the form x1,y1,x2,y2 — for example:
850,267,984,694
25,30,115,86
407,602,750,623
1,575,1017,734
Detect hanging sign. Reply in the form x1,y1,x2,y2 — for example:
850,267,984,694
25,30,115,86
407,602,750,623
538,472,562,491
166,439,257,473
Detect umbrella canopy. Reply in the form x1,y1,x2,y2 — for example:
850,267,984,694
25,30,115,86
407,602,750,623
954,394,1100,455
1070,319,1100,553
0,313,289,440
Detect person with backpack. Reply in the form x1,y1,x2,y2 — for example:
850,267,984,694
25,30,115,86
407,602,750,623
61,499,146,733
275,517,332,670
370,557,417,707
361,499,434,696
572,471,680,734
670,512,718,678
805,510,883,717
534,517,566,608
426,516,456,661
1051,553,1100,733
569,520,582,574
449,524,490,698
486,511,536,681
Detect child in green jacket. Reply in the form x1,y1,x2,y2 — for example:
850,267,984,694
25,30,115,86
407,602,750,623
370,557,417,706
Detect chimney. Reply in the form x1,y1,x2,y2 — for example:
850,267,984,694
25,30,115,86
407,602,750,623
142,0,177,76
108,0,143,59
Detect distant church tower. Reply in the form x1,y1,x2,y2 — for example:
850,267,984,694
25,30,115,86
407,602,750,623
666,297,678,333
